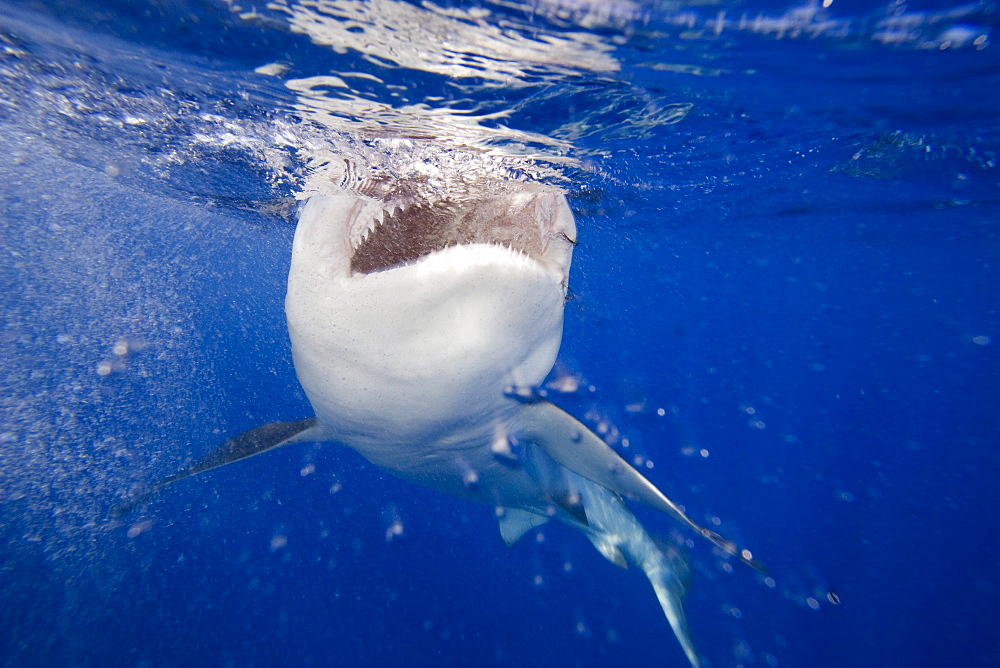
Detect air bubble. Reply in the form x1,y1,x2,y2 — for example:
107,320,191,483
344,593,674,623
385,521,404,541
127,520,153,539
504,384,544,403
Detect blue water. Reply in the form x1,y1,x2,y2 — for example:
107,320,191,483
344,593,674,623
2,1,998,666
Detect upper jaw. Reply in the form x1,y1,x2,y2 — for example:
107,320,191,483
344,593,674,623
340,180,576,281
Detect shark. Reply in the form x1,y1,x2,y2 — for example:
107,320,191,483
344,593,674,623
117,180,761,667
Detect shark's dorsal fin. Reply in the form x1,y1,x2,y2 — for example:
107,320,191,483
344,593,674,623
113,418,322,516
498,508,549,546
513,400,764,572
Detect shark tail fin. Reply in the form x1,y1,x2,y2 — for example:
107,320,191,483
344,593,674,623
113,418,323,517
571,473,702,668
647,546,701,668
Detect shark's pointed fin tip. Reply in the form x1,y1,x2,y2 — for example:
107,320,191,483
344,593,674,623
112,418,323,516
700,528,767,573
111,491,147,518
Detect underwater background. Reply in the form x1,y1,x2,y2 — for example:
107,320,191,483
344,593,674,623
1,0,998,666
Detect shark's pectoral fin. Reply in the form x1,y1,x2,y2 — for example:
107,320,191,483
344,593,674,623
113,418,323,517
167,418,322,482
498,507,550,546
514,401,764,572
513,401,694,522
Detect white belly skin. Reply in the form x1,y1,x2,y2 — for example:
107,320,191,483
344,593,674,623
285,192,572,508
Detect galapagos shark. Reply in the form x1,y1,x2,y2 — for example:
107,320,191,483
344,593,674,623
118,181,761,667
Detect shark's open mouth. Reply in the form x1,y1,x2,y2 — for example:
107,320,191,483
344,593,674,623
347,185,569,275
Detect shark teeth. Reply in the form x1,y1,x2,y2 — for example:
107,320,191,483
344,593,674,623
350,198,416,251
491,241,527,259
350,205,384,251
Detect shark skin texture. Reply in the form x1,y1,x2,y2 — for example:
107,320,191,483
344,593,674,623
120,183,762,667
